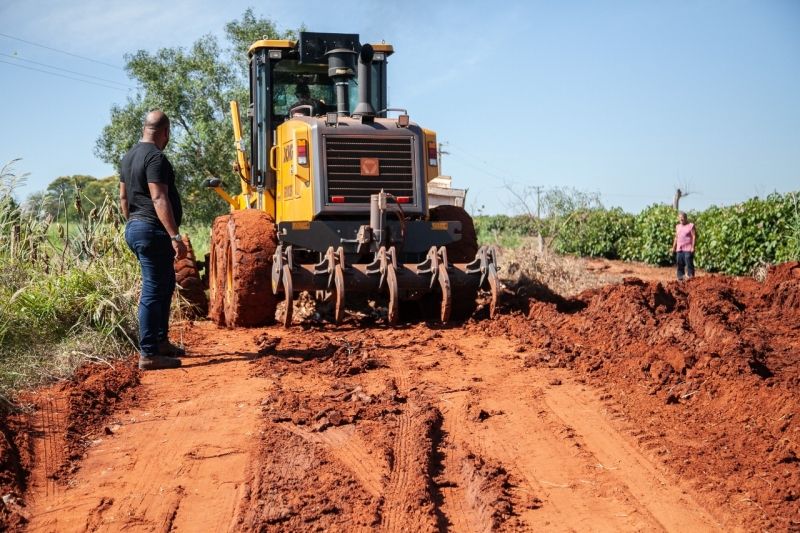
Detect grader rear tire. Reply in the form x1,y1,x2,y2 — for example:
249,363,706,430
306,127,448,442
208,215,229,326
223,210,278,327
429,205,478,263
174,235,208,319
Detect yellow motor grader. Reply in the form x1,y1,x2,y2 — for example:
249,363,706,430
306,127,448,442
206,32,498,327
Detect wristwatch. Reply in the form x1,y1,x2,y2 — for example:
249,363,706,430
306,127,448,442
171,234,182,242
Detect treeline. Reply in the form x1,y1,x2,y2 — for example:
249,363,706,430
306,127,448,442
23,174,118,223
475,191,800,275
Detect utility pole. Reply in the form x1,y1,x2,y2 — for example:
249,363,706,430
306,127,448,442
532,185,544,219
437,142,449,175
532,185,545,253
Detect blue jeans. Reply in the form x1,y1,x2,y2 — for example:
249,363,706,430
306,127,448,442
676,251,695,280
124,219,175,356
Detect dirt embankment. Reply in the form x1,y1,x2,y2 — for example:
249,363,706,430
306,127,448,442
482,261,800,531
0,361,139,529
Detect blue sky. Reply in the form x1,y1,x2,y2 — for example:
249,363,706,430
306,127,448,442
0,0,798,214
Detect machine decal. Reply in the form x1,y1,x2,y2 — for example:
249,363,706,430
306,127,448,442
283,143,294,163
284,184,293,198
431,222,449,230
360,157,380,176
292,222,311,230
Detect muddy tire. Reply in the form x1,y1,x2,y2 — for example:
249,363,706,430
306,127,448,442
223,210,278,327
174,235,209,319
208,215,229,326
429,205,478,263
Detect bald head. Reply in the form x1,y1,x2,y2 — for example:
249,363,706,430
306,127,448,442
144,110,169,132
142,110,170,149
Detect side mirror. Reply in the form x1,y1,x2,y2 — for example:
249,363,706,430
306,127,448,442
205,178,221,188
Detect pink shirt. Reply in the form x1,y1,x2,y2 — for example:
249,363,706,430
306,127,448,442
675,223,695,252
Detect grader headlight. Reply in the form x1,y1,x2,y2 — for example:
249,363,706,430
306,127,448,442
297,139,308,165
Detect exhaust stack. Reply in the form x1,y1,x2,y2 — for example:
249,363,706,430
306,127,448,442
353,44,375,119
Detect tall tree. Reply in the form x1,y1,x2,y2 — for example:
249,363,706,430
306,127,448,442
38,175,117,221
95,10,298,223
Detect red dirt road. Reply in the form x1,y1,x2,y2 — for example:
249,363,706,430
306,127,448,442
26,323,268,532
25,322,720,532
8,261,799,531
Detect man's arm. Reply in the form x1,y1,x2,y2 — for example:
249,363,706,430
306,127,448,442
671,233,677,252
119,182,129,220
691,227,697,249
148,182,187,259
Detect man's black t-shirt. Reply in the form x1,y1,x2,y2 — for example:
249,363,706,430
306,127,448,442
119,142,182,228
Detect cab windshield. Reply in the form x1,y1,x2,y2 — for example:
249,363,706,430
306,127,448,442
273,60,360,117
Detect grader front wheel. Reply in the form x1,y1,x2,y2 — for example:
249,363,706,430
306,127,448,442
429,205,478,263
222,210,279,327
208,215,229,326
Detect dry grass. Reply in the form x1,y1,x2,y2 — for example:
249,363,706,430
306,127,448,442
499,238,624,297
0,162,141,408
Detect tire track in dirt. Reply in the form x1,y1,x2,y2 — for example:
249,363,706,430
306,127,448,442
437,390,524,532
543,382,722,531
410,329,723,532
380,352,440,532
437,390,486,531
25,322,266,532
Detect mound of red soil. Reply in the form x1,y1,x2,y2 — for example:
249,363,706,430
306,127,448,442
0,359,140,529
58,361,140,476
479,262,800,530
0,412,32,530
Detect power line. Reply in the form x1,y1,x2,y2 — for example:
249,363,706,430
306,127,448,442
0,32,124,70
448,143,523,181
446,151,510,182
0,59,128,91
0,52,133,88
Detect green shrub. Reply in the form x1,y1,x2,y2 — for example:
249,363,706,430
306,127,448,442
474,192,799,273
619,204,677,266
474,215,538,248
695,192,800,274
554,207,634,258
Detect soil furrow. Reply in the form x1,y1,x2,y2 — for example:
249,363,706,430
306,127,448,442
543,383,722,531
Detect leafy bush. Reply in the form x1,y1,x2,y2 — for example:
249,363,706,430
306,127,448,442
474,215,539,248
554,207,634,259
695,192,800,274
475,191,800,275
619,204,677,266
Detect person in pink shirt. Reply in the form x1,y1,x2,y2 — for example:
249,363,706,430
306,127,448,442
671,211,696,280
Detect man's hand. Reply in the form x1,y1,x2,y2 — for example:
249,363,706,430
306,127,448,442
173,238,188,260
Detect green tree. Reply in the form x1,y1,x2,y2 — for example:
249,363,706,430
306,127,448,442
95,10,298,224
41,175,116,222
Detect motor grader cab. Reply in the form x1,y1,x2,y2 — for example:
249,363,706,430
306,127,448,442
207,31,498,327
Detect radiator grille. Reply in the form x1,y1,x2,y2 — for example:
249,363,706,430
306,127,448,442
324,136,415,204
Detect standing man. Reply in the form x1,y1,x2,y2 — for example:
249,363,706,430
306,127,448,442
671,211,697,280
120,110,186,370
